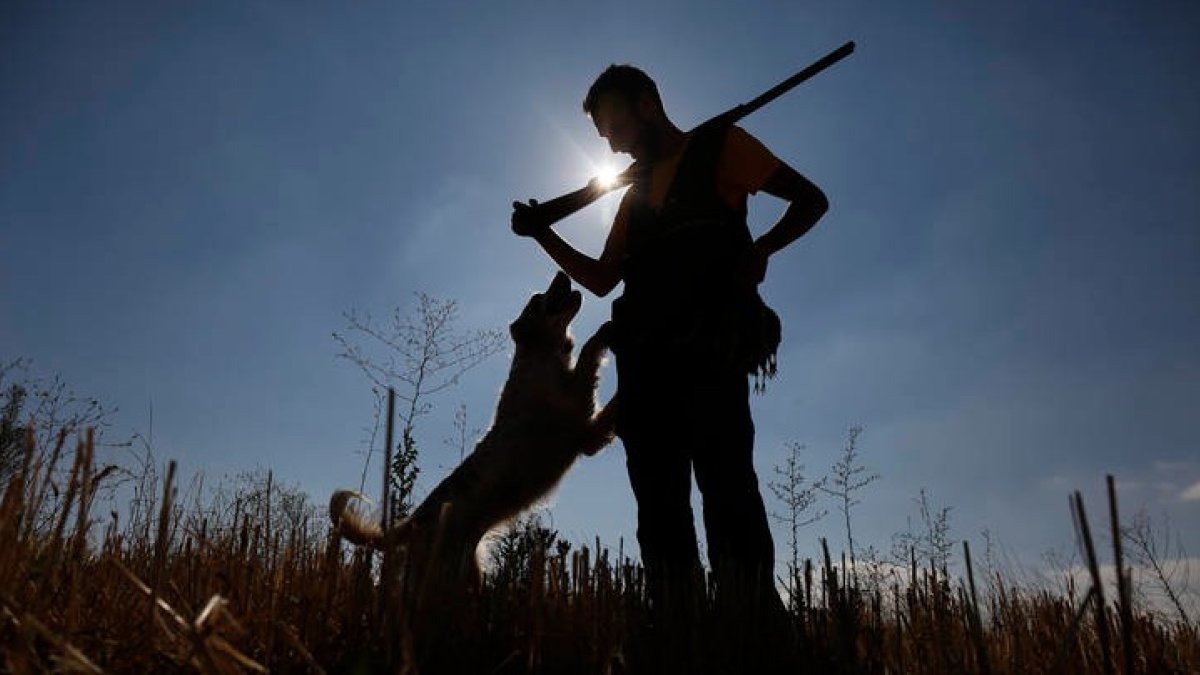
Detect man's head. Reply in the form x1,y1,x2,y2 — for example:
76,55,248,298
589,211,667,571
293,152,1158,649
583,65,667,161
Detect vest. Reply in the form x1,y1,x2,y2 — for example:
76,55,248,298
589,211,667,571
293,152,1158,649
611,119,780,391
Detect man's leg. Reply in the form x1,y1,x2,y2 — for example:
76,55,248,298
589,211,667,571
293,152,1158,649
622,429,703,610
617,352,704,673
690,369,775,590
690,368,790,667
616,352,702,601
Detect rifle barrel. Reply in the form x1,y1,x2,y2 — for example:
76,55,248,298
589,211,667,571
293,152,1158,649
733,41,855,123
516,40,855,233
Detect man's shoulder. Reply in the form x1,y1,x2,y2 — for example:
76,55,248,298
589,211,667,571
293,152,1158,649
718,125,781,190
725,125,772,154
728,124,756,140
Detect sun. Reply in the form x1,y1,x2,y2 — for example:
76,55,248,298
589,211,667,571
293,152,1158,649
593,162,621,190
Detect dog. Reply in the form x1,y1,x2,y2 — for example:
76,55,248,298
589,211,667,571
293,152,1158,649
330,271,617,584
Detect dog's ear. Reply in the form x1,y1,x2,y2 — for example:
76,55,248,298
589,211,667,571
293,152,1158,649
509,315,532,342
509,294,543,343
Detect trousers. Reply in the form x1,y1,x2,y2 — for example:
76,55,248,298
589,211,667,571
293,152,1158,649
614,345,778,605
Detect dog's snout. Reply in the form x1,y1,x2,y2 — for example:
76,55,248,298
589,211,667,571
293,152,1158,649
550,271,571,295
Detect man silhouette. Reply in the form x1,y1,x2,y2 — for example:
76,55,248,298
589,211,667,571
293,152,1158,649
513,64,828,650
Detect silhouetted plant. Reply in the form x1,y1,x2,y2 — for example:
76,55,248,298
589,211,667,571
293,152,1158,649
334,294,505,520
892,487,955,576
0,378,26,485
0,358,114,486
224,467,320,542
769,439,826,609
818,424,878,570
1123,508,1195,624
2,424,1198,673
442,402,480,462
486,510,563,590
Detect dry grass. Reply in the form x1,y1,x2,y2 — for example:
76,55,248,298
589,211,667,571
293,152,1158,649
1,431,1197,674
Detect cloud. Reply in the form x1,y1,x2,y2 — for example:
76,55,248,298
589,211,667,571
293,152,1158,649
1182,481,1200,502
1054,560,1200,621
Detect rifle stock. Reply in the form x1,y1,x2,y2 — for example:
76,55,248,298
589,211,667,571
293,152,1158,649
512,40,854,235
511,183,604,237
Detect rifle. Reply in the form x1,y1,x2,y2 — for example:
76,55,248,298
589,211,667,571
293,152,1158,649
512,40,855,236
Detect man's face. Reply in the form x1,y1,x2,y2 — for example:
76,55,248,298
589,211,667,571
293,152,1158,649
591,92,651,160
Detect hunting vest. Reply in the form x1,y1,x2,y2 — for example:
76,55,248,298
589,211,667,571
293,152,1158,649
611,119,780,391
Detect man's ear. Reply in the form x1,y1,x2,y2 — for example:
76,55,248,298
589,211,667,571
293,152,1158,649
636,91,660,120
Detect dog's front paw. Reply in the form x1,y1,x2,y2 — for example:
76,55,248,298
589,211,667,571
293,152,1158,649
592,321,614,348
578,321,614,363
581,396,618,456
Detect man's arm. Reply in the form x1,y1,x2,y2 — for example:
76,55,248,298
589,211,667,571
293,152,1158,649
742,163,829,285
530,227,622,297
513,191,629,297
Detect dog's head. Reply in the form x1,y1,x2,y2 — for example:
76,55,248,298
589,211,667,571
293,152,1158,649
509,271,583,353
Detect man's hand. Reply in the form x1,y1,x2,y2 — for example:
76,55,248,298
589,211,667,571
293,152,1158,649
753,164,829,264
511,199,548,237
513,163,641,239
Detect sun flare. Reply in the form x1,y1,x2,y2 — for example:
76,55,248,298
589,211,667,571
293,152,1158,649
594,163,621,190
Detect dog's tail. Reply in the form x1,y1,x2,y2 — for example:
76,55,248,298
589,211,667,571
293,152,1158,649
329,490,386,547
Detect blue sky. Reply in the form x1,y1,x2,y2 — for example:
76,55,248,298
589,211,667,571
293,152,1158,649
3,2,1198,580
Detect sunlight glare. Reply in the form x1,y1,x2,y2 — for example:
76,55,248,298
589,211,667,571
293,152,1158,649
594,163,621,190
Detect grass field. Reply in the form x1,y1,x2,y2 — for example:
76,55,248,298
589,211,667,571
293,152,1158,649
1,430,1196,673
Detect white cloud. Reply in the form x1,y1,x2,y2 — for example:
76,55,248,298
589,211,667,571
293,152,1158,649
1053,560,1200,621
1181,481,1200,502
